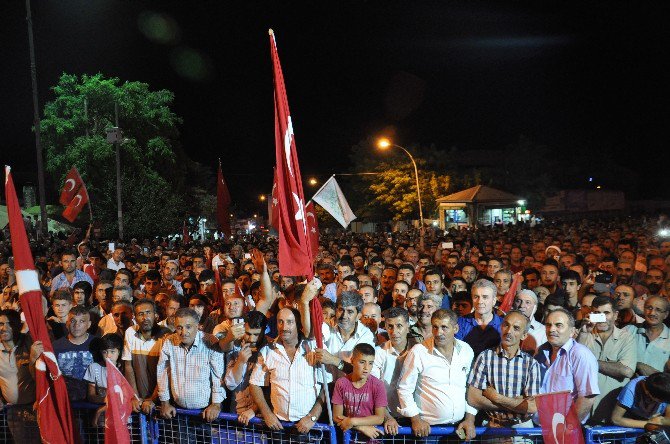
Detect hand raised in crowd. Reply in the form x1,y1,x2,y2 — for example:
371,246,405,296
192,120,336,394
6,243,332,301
226,322,245,342
263,412,284,430
295,414,316,433
29,340,44,364
411,415,431,438
301,276,322,304
202,402,221,422
237,408,255,426
384,416,399,435
250,248,265,273
160,401,177,419
237,342,253,364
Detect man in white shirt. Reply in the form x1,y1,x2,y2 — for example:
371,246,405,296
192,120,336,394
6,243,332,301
107,247,126,271
513,289,547,355
397,309,476,440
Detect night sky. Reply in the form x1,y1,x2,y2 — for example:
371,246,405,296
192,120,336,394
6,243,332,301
2,1,669,212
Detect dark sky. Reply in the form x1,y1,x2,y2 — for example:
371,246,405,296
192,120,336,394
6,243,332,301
2,1,670,210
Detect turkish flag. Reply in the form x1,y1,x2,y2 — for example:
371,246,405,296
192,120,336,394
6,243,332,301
269,29,313,278
59,166,85,205
105,359,136,444
62,187,89,223
536,391,584,444
217,161,232,237
305,201,320,260
498,272,523,313
4,165,78,444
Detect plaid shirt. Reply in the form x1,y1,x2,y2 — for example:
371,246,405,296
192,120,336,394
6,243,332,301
468,345,541,425
157,331,225,409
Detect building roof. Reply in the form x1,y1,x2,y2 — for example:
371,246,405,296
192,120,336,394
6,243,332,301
436,185,523,204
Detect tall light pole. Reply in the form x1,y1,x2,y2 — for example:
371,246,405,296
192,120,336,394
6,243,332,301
25,0,48,237
377,138,424,230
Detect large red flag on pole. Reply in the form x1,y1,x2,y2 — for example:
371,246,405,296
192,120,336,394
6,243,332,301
216,159,232,238
5,165,77,444
536,391,584,444
269,29,313,278
105,359,136,444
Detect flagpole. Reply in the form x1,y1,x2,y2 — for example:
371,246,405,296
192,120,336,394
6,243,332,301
321,364,334,426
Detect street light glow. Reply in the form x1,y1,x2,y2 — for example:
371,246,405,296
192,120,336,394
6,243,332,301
309,178,318,186
377,138,391,149
259,194,266,201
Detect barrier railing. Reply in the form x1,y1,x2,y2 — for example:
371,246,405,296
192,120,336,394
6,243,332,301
0,405,643,444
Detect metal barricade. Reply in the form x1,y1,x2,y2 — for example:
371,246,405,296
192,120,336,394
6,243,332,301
0,407,14,443
586,426,644,444
151,409,337,444
71,402,148,444
343,426,546,444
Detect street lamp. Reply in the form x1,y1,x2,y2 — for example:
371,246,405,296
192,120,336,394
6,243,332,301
308,177,318,186
376,138,424,230
259,194,266,202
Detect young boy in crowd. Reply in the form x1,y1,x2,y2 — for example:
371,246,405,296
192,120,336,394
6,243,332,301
47,289,73,340
332,343,387,439
611,372,670,428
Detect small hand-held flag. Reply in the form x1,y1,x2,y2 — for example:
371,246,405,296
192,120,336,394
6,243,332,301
269,29,313,278
536,391,584,444
305,201,320,259
105,359,136,444
216,159,232,237
498,272,523,313
5,165,77,443
60,166,89,222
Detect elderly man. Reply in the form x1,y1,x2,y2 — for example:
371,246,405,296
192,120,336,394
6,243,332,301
397,309,476,440
408,293,441,344
456,279,503,357
513,289,547,354
467,310,541,430
157,308,225,422
576,295,636,424
250,307,324,433
625,295,670,375
161,259,182,295
535,308,600,423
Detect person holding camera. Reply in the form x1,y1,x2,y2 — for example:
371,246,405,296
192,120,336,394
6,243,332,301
577,295,636,425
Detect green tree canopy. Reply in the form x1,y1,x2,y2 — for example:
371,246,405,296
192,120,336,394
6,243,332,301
42,73,192,238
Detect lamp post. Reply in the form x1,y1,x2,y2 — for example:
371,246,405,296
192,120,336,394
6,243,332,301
376,138,424,230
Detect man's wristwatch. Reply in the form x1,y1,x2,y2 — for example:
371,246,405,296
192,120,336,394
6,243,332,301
309,415,317,422
337,359,345,370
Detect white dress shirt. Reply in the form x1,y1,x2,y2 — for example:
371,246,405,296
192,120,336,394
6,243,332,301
249,338,322,421
520,318,547,355
371,340,410,418
397,337,477,425
322,320,375,382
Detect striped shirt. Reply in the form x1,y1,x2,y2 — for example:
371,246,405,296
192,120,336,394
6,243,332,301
468,346,541,425
249,338,323,421
157,331,225,409
50,269,94,294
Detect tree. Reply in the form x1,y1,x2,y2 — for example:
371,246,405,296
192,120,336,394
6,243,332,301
42,73,190,238
347,139,454,221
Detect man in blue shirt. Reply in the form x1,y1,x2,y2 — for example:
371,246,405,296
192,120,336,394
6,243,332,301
456,279,502,357
50,250,94,296
611,372,670,428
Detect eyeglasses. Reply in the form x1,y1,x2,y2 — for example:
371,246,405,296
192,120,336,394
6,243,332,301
644,306,668,314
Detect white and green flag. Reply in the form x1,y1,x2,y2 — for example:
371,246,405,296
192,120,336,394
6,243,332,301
312,176,356,228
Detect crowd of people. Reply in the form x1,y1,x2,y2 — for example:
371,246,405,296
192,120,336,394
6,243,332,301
1,216,670,442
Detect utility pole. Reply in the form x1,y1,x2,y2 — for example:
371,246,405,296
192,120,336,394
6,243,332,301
106,102,123,239
25,0,48,237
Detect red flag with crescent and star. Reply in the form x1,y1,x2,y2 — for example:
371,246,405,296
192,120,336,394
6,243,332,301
105,358,136,444
60,166,89,222
305,201,319,259
5,165,78,443
269,29,313,278
536,391,584,444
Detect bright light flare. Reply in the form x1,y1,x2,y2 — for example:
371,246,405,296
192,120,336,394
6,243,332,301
377,138,392,149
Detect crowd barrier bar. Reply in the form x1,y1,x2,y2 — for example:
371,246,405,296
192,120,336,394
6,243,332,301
1,405,644,444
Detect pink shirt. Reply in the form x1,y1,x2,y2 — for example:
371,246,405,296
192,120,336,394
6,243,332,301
332,374,387,418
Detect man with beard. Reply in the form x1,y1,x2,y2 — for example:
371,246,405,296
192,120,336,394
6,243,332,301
377,266,398,311
645,268,665,296
467,311,541,429
461,264,478,286
50,250,94,296
614,284,644,328
124,299,170,414
314,291,375,383
371,307,411,436
625,296,670,375
577,296,636,424
405,288,421,324
397,309,476,440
